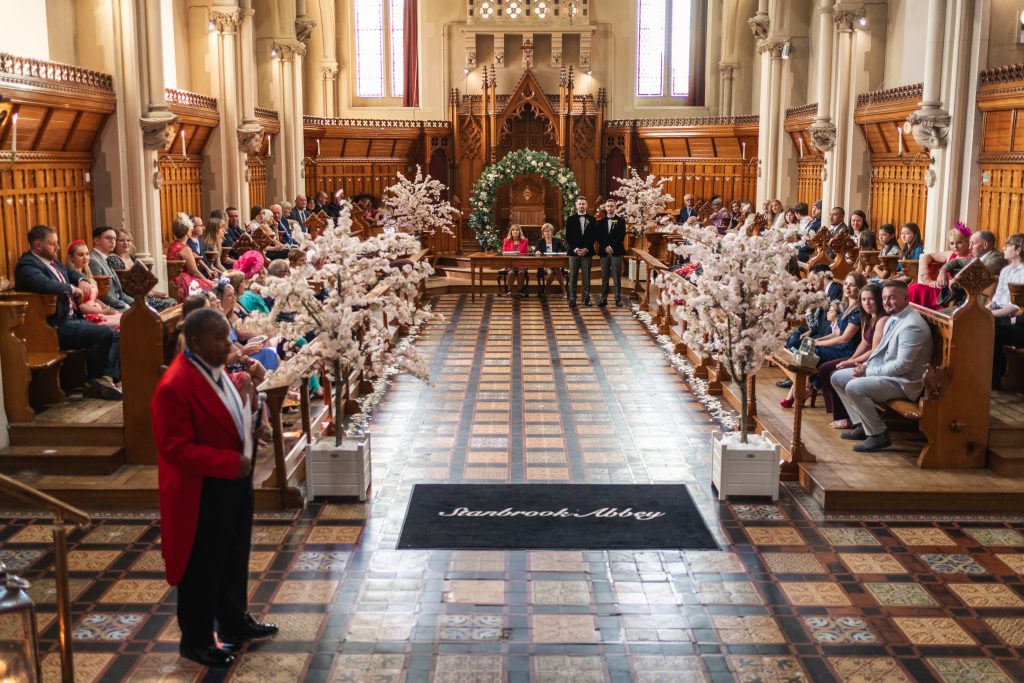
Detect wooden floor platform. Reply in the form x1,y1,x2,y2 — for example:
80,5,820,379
737,367,1024,513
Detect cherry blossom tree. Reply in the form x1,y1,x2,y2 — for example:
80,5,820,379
383,165,459,240
244,205,433,445
610,167,674,237
662,224,825,442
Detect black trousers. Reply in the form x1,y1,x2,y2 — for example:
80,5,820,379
176,473,254,649
993,318,1024,389
56,319,119,381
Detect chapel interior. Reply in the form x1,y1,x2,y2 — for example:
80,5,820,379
1,0,1024,681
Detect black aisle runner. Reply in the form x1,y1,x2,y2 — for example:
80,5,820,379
397,484,719,550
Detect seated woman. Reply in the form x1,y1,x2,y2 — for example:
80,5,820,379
849,210,872,246
991,233,1024,387
167,214,214,299
501,224,530,296
247,206,287,253
890,222,925,283
870,224,901,280
213,274,279,372
908,225,971,309
67,240,121,330
819,284,888,428
201,216,228,274
534,222,567,297
187,217,218,279
107,228,178,311
781,272,866,408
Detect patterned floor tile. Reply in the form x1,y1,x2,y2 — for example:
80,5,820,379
727,655,806,682
694,580,764,605
731,504,788,521
228,652,310,682
450,550,505,572
433,655,503,683
684,550,745,573
632,656,708,682
531,614,600,643
780,582,852,606
251,526,290,545
438,614,505,641
983,617,1024,647
839,553,908,574
528,550,587,572
927,658,1012,683
67,549,122,572
304,526,362,544
272,579,339,604
27,577,91,605
622,614,691,642
131,550,166,572
917,553,987,574
291,551,349,571
531,579,592,605
864,582,938,606
889,528,956,547
263,612,325,641
893,618,975,645
828,657,911,683
762,552,828,574
533,655,605,683
744,527,805,546
41,652,114,683
8,525,58,543
819,528,881,546
98,579,170,604
125,653,203,682
443,579,505,604
345,613,417,641
962,528,1024,547
72,613,146,641
318,503,368,520
713,615,786,644
0,549,44,572
329,654,407,683
947,582,1024,607
995,553,1024,573
803,616,877,644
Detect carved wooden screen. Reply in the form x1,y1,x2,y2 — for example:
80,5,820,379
158,158,204,245
796,158,824,208
978,163,1024,246
976,65,1024,246
869,159,928,230
248,156,268,210
0,157,94,283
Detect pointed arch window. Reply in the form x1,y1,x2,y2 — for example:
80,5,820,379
636,0,706,104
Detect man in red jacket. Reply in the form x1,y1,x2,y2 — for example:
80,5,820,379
152,308,277,668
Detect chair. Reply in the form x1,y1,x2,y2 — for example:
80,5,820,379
509,176,546,234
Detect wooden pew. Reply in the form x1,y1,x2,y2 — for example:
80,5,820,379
883,259,995,469
0,290,76,415
165,259,185,301
826,231,858,281
118,262,185,465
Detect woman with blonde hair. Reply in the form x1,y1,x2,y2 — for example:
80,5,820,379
535,222,567,297
202,216,228,273
501,224,530,296
67,240,122,329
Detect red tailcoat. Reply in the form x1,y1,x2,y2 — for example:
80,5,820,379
152,354,244,586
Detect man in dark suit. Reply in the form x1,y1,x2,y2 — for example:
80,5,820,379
676,193,699,223
596,199,628,307
565,197,597,307
310,191,330,215
289,194,311,227
221,206,244,247
14,225,121,400
153,308,277,668
89,226,133,310
828,206,851,236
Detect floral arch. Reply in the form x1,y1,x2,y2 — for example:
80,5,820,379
468,148,581,251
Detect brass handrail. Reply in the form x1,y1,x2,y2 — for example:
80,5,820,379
0,473,90,683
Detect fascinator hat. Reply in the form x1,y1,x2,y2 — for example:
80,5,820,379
67,239,86,256
235,250,265,280
953,221,971,238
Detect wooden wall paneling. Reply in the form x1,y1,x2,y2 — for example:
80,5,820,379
977,162,1024,247
248,155,268,210
157,158,203,246
976,65,1024,245
868,158,929,230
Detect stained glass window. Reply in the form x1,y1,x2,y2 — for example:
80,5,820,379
636,0,694,98
354,0,386,97
389,0,406,98
636,0,666,97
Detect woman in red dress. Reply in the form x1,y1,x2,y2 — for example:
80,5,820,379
167,214,214,299
908,224,971,309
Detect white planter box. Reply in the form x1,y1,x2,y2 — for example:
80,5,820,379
628,259,648,283
307,435,372,501
711,431,780,501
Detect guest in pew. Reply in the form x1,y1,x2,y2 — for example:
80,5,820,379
831,280,934,452
289,194,310,226
767,199,786,231
247,206,288,254
535,223,568,298
828,206,851,237
288,249,317,279
67,241,122,330
152,307,276,669
167,214,215,299
908,225,972,309
201,217,229,274
819,284,889,429
311,191,330,215
849,210,869,243
890,222,925,283
856,228,877,251
707,196,731,232
780,272,866,408
991,233,1024,388
215,272,280,372
221,206,244,247
14,225,121,400
108,228,178,312
269,204,298,248
210,210,237,268
676,194,699,223
728,200,745,229
501,224,531,297
783,208,801,231
869,224,900,280
187,216,218,279
795,203,815,262
934,230,1008,307
89,226,133,310
173,294,260,403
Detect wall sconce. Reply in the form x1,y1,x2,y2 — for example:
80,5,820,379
208,20,215,30
781,43,792,60
271,47,278,58
858,16,867,27
745,157,763,177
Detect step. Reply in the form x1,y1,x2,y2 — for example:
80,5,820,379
988,423,1024,448
989,447,1024,477
8,422,125,448
0,445,125,476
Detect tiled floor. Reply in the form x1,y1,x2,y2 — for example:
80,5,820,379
3,294,1024,682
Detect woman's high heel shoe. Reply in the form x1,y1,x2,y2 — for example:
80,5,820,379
780,398,795,409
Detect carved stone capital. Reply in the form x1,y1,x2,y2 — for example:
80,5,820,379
718,62,737,78
833,8,865,30
140,110,178,151
237,122,264,154
905,108,951,150
747,14,770,40
757,39,786,57
809,120,837,153
210,8,242,34
320,63,339,80
274,42,305,61
295,14,316,45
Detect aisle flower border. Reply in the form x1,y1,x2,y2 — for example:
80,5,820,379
468,148,580,251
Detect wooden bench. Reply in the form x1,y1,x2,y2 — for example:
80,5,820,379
880,259,995,469
118,262,185,464
165,259,185,301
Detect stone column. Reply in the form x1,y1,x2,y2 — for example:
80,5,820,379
825,8,861,210
276,44,298,201
718,62,736,116
135,0,175,278
238,0,263,154
321,63,339,117
748,0,770,39
809,0,836,156
756,41,784,202
211,8,246,215
291,43,307,202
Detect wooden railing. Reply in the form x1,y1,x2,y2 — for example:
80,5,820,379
0,473,90,683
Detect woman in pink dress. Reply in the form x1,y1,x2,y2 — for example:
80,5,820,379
501,224,530,296
67,241,122,330
166,214,214,299
908,224,971,309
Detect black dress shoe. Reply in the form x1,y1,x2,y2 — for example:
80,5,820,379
615,299,623,307
598,298,608,307
179,644,235,668
853,431,893,452
583,298,592,307
840,425,867,441
568,299,577,307
218,614,279,644
775,379,793,389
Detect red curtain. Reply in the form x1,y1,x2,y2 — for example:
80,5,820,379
403,0,419,107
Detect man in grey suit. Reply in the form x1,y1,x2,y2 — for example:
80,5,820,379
934,230,1007,307
89,226,133,310
830,280,934,452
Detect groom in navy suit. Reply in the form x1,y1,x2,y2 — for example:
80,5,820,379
565,197,597,307
14,225,121,399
